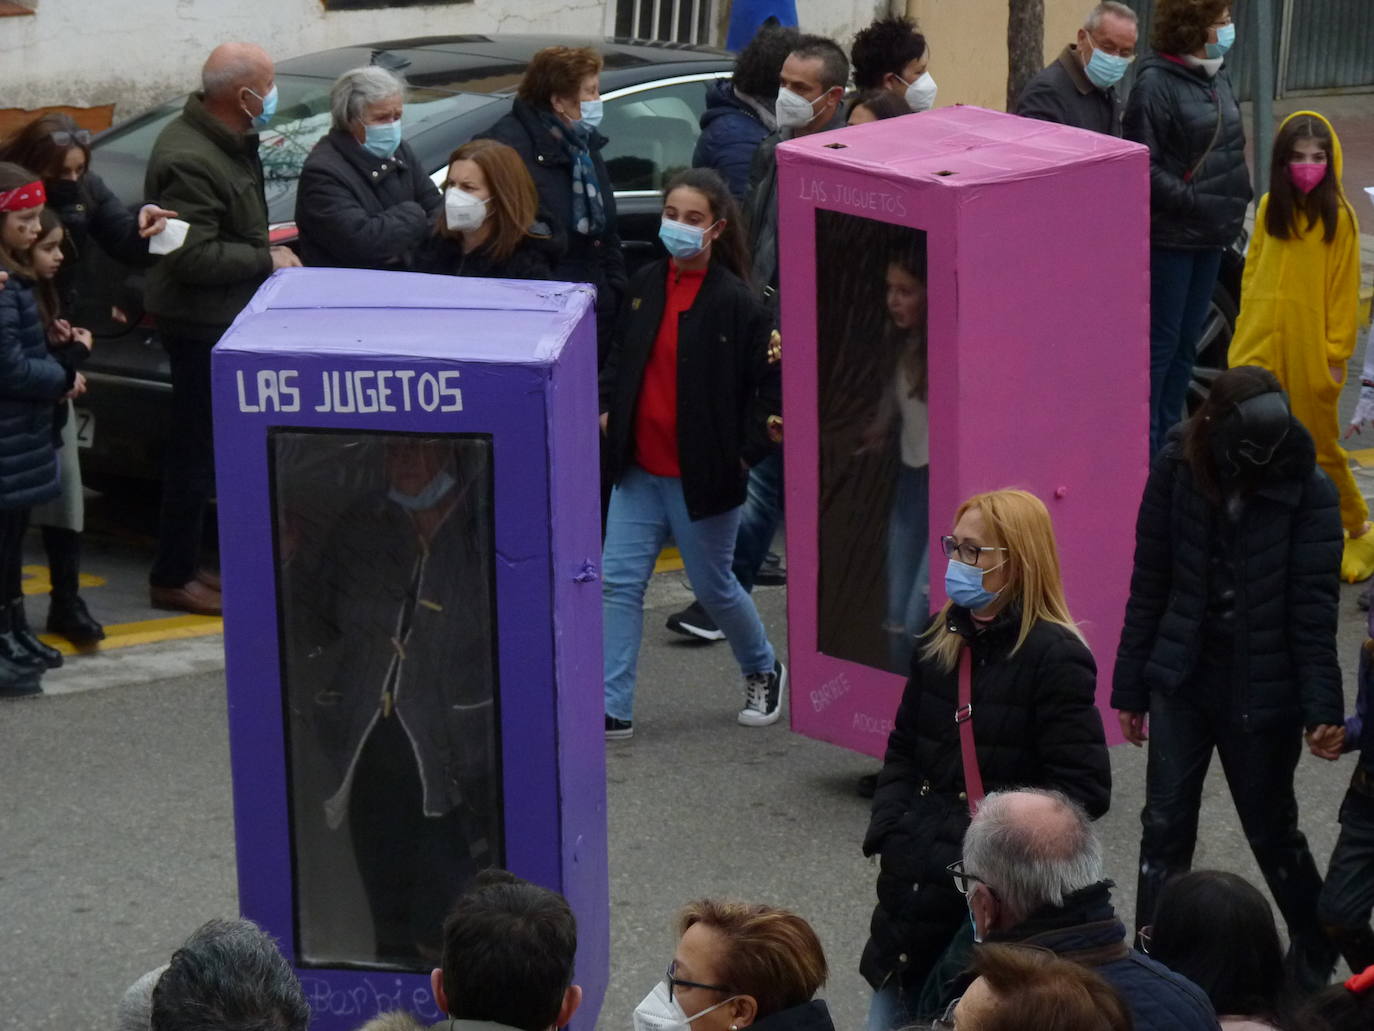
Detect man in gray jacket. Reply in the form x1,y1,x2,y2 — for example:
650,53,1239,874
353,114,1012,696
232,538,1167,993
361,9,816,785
1015,2,1137,137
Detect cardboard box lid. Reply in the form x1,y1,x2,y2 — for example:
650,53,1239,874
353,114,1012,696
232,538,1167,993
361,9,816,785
217,268,597,365
779,104,1144,185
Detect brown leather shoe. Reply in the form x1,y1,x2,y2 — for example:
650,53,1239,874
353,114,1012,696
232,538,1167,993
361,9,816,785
195,568,222,592
150,580,223,616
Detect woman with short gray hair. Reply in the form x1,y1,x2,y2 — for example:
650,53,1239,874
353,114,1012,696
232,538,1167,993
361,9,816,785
294,64,442,269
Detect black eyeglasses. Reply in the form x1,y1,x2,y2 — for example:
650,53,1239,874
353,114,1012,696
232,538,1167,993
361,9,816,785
946,859,988,896
49,130,92,147
1137,925,1153,954
932,995,961,1031
940,535,1008,567
666,962,732,1002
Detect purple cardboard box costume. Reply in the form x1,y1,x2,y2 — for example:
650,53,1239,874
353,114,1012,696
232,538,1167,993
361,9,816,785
211,269,607,1029
777,106,1150,754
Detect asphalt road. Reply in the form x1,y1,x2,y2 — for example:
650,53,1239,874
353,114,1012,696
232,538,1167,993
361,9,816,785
3,327,1373,1030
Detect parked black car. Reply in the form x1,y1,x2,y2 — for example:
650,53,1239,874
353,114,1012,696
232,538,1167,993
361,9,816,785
72,34,733,486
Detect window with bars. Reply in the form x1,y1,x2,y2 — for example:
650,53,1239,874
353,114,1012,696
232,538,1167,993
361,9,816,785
613,0,717,46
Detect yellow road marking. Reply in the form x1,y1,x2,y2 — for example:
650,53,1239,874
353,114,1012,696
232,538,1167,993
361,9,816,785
39,613,223,657
1350,448,1374,468
654,546,684,574
21,565,106,595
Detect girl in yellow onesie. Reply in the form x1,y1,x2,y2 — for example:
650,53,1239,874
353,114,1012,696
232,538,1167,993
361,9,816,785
1229,111,1368,580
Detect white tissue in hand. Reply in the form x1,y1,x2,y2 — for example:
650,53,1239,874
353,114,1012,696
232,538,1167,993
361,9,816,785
148,217,190,255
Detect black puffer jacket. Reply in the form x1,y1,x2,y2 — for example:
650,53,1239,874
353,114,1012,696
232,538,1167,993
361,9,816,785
0,276,73,509
599,258,779,520
1112,421,1343,730
1124,55,1251,249
295,131,443,269
481,99,626,360
411,217,565,280
860,606,1111,994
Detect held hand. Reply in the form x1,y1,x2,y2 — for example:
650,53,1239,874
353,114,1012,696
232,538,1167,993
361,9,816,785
599,412,609,437
1118,710,1148,747
1305,724,1345,761
137,204,177,238
48,318,73,345
64,372,87,401
270,245,303,270
70,326,93,353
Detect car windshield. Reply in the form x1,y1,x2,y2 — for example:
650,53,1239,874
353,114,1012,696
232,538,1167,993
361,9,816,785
95,73,494,212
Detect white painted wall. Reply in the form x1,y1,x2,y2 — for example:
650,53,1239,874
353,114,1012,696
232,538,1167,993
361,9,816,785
0,0,608,117
1,0,889,119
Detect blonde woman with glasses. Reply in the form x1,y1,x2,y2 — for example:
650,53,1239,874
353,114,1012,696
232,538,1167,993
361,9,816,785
859,488,1111,1031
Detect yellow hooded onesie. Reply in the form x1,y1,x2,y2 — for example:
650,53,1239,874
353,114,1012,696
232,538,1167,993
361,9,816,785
1228,111,1368,578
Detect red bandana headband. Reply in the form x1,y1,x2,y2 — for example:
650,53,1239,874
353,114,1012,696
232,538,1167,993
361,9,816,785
0,180,45,213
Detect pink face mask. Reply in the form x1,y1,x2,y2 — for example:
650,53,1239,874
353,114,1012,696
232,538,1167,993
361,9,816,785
1289,162,1327,195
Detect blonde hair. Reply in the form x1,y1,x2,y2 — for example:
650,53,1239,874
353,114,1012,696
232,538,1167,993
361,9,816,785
921,489,1083,672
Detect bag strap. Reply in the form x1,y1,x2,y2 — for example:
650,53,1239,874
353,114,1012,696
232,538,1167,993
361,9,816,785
956,646,984,814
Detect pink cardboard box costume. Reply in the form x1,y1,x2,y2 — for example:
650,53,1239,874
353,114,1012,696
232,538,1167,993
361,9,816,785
777,106,1149,756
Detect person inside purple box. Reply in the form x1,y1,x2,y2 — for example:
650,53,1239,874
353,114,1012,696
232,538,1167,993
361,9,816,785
276,433,501,968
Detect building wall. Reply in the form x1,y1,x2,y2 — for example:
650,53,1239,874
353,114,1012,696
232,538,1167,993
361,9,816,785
907,0,1090,111
0,0,609,117
2,0,888,122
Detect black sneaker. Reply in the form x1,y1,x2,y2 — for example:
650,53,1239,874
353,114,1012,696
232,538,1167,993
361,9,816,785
665,601,725,642
738,660,786,727
754,552,787,587
605,714,634,740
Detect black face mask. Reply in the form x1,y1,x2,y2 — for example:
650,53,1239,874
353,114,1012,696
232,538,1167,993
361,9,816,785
43,178,81,207
1210,391,1290,479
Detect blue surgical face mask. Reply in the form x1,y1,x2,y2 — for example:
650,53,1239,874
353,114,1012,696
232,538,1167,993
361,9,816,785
1084,46,1132,89
968,898,984,943
658,217,717,260
362,120,402,159
945,557,1004,611
1206,22,1236,59
245,83,278,130
579,99,604,129
388,469,455,512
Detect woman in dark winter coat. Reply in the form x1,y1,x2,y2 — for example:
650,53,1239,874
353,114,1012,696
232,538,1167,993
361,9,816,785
481,46,625,363
861,488,1110,1031
0,164,84,697
599,168,782,738
1124,0,1251,455
1113,365,1344,993
631,899,835,1031
294,66,442,269
413,139,563,280
692,23,798,201
0,112,174,310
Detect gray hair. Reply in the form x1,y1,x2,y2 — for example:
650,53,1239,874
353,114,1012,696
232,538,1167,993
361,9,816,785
201,43,273,100
330,65,406,132
1085,1,1138,32
962,789,1104,926
151,918,309,1031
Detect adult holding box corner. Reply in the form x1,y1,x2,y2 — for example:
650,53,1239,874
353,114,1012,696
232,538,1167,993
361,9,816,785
144,41,301,616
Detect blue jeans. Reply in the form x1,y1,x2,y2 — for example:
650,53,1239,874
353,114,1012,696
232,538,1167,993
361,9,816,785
886,464,929,673
603,466,776,721
732,450,784,591
866,984,917,1031
1149,247,1223,456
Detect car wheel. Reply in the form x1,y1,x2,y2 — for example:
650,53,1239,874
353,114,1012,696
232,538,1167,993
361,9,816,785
1186,282,1239,414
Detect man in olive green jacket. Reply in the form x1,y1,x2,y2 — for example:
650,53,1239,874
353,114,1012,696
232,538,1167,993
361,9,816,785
144,42,301,615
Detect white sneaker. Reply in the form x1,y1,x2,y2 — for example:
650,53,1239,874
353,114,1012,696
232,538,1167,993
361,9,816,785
738,660,786,726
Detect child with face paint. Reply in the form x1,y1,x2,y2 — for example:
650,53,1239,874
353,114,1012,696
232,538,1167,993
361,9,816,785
859,489,1110,1030
1229,112,1368,580
598,167,783,738
0,163,85,696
